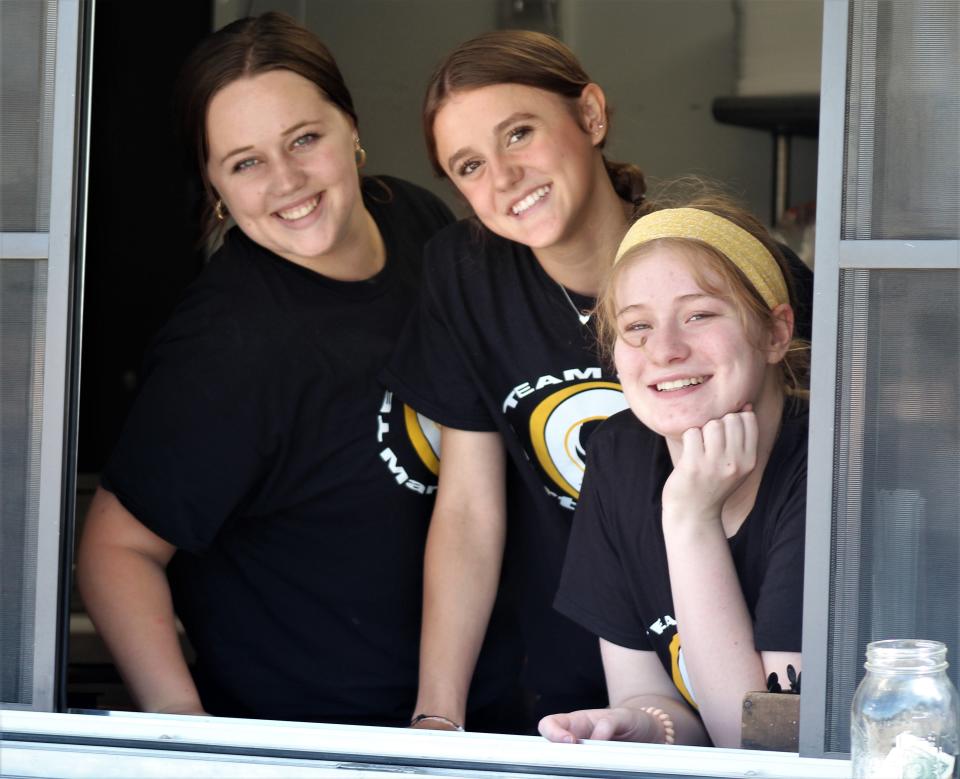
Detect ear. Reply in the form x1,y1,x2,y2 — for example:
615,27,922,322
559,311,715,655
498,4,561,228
765,303,795,363
578,83,608,145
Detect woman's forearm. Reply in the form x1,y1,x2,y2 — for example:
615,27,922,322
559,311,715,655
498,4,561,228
614,694,710,746
412,428,508,729
662,517,765,747
414,501,505,725
77,488,204,715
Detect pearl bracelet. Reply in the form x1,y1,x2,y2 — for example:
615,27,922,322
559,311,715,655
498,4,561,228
409,713,465,732
640,706,676,745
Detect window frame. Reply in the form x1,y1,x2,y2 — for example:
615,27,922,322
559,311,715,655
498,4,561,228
799,0,960,759
2,709,852,778
9,0,928,772
0,0,83,713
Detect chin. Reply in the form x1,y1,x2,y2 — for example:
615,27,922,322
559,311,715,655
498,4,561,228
638,410,712,439
626,401,666,436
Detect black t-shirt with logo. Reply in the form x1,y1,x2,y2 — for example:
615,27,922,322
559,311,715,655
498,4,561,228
555,406,807,708
383,220,631,709
101,177,517,724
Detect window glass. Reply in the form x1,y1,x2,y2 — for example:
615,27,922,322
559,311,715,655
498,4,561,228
827,268,960,752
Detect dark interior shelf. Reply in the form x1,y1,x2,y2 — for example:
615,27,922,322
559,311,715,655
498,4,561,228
712,94,820,137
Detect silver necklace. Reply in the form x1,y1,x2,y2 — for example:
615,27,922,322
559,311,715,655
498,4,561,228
557,282,592,326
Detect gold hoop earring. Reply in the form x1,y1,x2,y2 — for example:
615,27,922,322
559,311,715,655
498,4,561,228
354,137,367,169
214,199,227,221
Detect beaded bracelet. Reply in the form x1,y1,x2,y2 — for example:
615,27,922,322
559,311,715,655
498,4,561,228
409,713,465,732
640,706,676,745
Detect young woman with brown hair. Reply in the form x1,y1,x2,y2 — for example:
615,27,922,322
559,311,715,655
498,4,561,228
75,12,484,725
383,30,653,732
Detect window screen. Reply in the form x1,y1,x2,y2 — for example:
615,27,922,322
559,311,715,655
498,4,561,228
0,260,47,706
843,0,960,239
825,268,960,753
0,0,60,708
0,0,57,232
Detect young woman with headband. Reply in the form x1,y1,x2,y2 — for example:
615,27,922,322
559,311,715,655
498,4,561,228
539,195,809,747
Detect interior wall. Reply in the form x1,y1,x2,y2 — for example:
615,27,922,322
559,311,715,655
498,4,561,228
561,0,766,216
302,0,498,214
214,0,822,221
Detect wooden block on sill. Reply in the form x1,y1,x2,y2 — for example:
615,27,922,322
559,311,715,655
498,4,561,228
741,692,800,752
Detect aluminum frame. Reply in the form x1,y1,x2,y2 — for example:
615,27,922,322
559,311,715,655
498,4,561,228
28,0,81,712
800,0,960,759
798,0,848,757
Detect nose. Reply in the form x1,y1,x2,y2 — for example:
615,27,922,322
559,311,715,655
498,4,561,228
271,153,307,195
489,151,522,192
646,321,690,365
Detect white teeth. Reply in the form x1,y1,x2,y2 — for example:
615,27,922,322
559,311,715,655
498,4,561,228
277,195,320,221
656,376,705,392
511,185,550,215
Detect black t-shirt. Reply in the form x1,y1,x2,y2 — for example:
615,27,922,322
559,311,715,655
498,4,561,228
383,221,631,706
102,177,516,723
555,405,807,708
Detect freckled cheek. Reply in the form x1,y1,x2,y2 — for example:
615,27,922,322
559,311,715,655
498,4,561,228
613,348,646,387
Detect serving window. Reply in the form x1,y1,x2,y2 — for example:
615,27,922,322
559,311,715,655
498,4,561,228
3,1,958,775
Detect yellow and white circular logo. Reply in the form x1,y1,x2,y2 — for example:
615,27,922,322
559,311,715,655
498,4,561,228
670,632,698,709
403,404,440,476
377,390,440,495
529,381,627,499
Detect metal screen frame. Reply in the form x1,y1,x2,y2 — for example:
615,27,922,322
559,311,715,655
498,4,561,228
800,0,960,758
0,0,84,712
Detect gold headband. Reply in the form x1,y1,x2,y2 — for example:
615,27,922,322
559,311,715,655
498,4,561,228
613,208,788,309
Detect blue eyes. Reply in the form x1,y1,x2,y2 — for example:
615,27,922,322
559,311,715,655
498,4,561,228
620,312,718,337
292,132,319,149
230,133,320,174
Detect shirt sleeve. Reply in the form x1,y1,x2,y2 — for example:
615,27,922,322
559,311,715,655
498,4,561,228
554,434,653,651
381,232,497,432
752,462,806,652
101,286,275,553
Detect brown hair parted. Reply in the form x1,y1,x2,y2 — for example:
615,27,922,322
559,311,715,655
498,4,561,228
596,189,811,397
174,12,358,242
422,29,647,207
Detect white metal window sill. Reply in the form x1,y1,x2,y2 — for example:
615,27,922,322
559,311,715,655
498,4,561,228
0,710,850,778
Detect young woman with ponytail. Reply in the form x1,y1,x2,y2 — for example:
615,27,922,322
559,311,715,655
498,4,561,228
383,30,653,732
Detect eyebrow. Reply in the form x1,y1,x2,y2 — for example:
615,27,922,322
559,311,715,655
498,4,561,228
218,119,321,165
615,293,715,317
444,112,537,172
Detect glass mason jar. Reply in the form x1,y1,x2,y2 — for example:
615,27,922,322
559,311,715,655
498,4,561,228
852,639,959,779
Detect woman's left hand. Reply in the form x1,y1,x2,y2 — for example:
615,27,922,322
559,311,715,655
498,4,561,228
660,407,758,523
538,706,662,744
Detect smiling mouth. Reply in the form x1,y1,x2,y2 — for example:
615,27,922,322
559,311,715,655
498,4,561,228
655,376,707,392
510,185,550,216
276,194,321,221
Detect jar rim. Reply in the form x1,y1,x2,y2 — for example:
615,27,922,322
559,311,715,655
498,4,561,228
864,639,949,673
867,639,947,653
